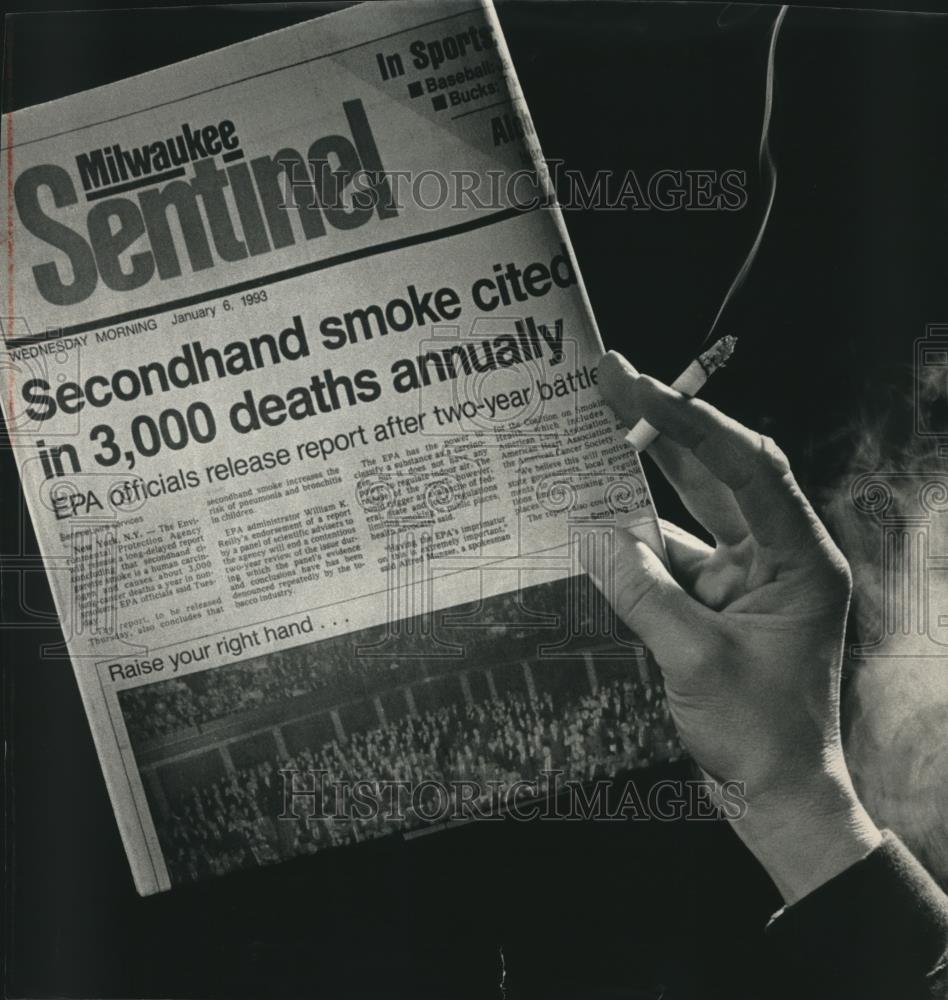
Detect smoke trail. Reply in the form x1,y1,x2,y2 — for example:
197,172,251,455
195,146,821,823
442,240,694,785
821,359,948,883
704,5,788,344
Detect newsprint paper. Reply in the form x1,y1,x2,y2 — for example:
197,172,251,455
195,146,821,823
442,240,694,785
1,0,676,894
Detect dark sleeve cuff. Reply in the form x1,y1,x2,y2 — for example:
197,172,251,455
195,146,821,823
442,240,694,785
764,831,948,999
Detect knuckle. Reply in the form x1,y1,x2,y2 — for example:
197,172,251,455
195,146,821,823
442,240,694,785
801,537,853,606
614,565,660,618
758,434,791,476
822,546,854,599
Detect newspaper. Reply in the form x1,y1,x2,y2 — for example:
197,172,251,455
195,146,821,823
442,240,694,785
1,0,673,894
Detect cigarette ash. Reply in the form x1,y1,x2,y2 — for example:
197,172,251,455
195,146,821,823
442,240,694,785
697,334,737,377
820,361,948,884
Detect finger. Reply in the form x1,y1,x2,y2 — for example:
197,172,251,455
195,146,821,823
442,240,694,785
660,519,714,588
662,519,751,610
580,526,718,676
600,352,823,554
648,436,749,546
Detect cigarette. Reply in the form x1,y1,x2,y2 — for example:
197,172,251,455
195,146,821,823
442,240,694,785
624,335,738,451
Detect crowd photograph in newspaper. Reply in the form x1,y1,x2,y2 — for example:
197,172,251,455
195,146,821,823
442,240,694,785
4,0,676,897
3,2,948,999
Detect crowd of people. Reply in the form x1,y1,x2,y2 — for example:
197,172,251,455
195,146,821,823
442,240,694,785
122,649,356,741
120,657,331,740
121,582,618,743
155,675,682,884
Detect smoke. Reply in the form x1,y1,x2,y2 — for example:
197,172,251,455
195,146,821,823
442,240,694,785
821,356,948,883
704,4,948,885
704,5,788,345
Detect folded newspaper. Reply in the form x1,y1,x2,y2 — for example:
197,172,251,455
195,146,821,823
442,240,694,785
1,0,676,894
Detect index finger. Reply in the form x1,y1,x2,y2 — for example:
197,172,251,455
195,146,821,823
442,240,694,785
647,435,749,547
599,352,826,554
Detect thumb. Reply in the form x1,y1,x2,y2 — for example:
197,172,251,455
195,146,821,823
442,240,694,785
580,527,716,675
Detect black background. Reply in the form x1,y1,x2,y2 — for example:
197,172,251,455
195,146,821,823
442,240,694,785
4,2,948,998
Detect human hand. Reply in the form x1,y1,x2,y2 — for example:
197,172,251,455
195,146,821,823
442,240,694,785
587,351,881,905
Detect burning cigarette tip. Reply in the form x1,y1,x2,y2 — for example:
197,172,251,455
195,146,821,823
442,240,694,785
623,335,737,452
697,335,738,377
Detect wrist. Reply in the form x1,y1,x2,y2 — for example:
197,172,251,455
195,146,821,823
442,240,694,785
729,768,883,905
